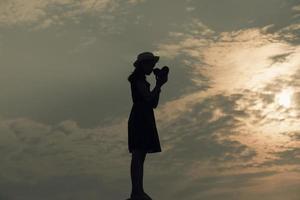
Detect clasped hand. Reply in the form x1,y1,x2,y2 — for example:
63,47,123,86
155,74,168,87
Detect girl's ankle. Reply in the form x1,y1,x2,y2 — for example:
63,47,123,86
131,191,144,196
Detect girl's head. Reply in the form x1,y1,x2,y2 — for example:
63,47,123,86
133,52,159,75
128,52,159,82
135,59,157,75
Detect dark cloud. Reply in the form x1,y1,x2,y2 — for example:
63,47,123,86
0,175,127,200
269,52,294,64
186,0,299,32
169,170,278,200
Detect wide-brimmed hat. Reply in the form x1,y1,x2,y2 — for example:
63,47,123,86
133,52,159,67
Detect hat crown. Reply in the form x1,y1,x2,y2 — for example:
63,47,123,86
133,51,159,68
137,52,155,60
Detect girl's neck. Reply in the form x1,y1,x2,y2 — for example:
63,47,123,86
135,68,146,79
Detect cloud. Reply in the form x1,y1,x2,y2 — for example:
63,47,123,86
0,115,128,184
0,1,299,199
0,99,258,198
157,24,300,93
153,18,300,123
127,0,146,4
0,174,127,200
292,4,300,11
0,87,299,199
0,0,143,30
150,17,300,188
149,87,299,199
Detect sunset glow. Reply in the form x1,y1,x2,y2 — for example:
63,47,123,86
275,87,294,108
0,1,299,199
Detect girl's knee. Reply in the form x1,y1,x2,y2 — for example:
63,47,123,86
132,149,146,155
132,149,147,160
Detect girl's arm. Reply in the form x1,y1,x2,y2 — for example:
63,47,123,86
136,80,161,109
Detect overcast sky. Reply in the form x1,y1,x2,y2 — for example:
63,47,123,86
0,0,300,199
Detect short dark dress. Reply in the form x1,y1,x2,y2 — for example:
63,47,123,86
128,74,162,153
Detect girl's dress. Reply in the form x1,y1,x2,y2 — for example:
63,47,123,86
128,73,162,153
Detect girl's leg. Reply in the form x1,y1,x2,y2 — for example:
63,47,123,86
130,149,146,195
140,150,146,193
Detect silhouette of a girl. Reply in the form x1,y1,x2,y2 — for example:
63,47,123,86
127,52,168,200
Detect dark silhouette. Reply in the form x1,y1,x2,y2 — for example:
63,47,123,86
127,52,168,200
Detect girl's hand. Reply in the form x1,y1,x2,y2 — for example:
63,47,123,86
156,74,168,87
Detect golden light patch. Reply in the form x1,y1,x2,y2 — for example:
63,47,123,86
275,87,294,108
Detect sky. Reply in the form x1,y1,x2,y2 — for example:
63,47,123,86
0,0,300,199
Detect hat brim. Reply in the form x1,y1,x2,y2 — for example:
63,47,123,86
133,56,159,67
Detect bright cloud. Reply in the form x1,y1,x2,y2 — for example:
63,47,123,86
0,0,142,29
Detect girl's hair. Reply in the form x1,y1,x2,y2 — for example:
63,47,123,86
127,64,144,82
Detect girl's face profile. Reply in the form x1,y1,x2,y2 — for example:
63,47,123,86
141,60,156,75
